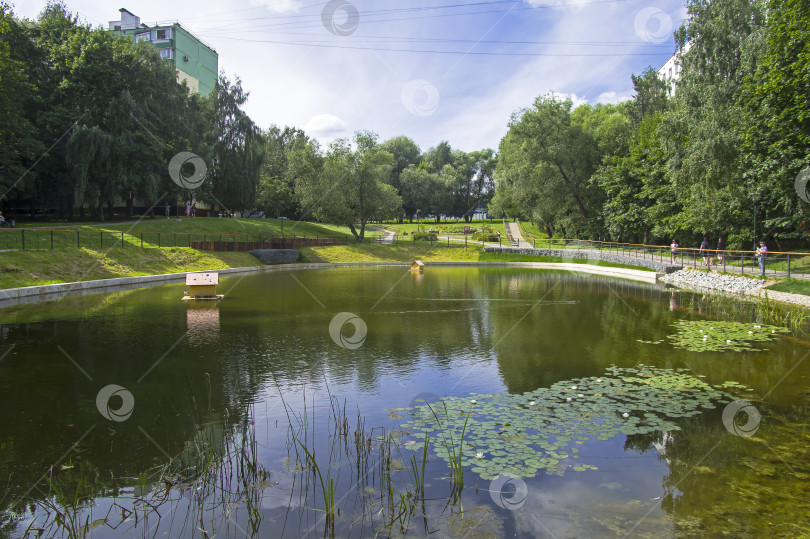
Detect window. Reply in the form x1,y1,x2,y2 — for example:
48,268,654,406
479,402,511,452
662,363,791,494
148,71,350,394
153,28,172,40
135,32,150,42
159,48,173,59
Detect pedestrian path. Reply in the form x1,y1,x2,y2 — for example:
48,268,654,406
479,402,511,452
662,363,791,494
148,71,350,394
554,244,800,281
372,229,396,245
504,222,526,247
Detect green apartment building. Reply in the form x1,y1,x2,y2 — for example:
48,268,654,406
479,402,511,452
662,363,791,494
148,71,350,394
108,8,218,95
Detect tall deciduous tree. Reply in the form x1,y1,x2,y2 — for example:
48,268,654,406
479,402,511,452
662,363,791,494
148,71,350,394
257,125,313,218
378,136,421,194
497,94,602,237
295,132,401,242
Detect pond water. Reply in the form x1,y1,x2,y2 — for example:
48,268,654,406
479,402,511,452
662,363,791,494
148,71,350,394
1,266,809,538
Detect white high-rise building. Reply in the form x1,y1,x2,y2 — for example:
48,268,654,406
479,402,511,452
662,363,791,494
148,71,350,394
658,41,692,96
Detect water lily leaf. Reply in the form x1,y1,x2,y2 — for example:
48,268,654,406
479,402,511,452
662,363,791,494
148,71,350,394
399,365,742,480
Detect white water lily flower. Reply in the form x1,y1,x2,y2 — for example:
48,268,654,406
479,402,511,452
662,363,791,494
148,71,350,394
470,399,477,404
596,379,603,383
699,330,703,333
476,452,484,459
529,401,536,406
566,397,572,402
571,386,578,390
622,412,630,418
578,394,584,398
771,330,775,333
727,340,732,343
748,331,753,334
754,325,761,328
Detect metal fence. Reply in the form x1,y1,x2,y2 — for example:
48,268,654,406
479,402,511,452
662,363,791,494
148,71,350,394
0,229,351,251
509,237,810,280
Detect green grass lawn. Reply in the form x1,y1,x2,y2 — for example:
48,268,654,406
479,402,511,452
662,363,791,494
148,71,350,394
0,218,377,250
766,279,810,296
516,220,549,242
10,217,368,238
0,247,259,289
377,220,505,236
90,217,364,237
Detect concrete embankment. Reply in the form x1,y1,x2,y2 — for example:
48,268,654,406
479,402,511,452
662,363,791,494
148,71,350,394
483,246,681,273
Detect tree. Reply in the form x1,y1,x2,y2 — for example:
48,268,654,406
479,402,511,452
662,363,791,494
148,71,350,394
739,0,810,242
400,165,446,222
496,94,602,237
295,132,402,242
208,75,265,212
423,141,454,174
257,125,312,218
0,3,42,212
665,0,767,246
596,114,679,242
378,136,421,194
629,67,670,125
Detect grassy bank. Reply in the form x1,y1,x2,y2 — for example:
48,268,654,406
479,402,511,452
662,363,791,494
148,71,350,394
767,279,810,296
9,217,369,238
0,247,259,289
516,220,549,242
0,242,657,289
375,221,506,237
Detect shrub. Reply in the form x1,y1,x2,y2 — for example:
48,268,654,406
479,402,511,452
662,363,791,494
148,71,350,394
472,231,498,242
412,231,438,241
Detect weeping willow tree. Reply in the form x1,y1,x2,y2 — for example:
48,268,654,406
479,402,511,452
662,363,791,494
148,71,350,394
206,75,265,212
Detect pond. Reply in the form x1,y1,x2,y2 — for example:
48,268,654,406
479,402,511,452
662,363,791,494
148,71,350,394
1,266,809,537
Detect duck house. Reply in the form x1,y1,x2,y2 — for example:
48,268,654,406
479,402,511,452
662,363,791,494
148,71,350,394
411,260,425,273
183,272,223,300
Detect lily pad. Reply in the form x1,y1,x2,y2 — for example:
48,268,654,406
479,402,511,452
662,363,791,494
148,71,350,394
666,320,788,352
399,365,742,479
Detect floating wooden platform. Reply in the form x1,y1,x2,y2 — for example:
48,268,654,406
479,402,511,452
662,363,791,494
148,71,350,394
182,295,224,301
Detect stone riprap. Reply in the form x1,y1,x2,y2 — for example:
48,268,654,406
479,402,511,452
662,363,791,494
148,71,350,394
483,246,680,273
248,249,299,264
659,269,766,294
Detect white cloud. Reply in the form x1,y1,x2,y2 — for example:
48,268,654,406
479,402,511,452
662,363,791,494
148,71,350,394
594,91,633,104
249,0,304,14
563,92,589,108
304,113,348,138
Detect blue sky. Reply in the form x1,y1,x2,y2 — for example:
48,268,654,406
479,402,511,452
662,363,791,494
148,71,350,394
11,0,687,153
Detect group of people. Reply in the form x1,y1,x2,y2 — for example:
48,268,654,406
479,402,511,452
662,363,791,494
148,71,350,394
163,203,196,218
670,236,768,276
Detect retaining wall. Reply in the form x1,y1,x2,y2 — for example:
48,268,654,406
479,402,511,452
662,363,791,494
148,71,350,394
483,246,681,273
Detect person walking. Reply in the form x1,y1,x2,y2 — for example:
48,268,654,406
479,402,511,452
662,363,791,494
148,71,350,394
670,239,679,264
165,203,170,219
700,236,710,265
756,240,768,276
713,237,725,265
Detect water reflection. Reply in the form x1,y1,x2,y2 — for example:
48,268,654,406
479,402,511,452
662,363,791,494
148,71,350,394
0,267,808,537
187,301,220,346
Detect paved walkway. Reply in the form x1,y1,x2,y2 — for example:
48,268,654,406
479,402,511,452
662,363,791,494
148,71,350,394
372,228,396,245
556,244,803,281
504,221,527,246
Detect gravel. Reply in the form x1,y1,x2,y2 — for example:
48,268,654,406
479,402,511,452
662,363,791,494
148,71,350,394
661,269,810,308
659,269,766,294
